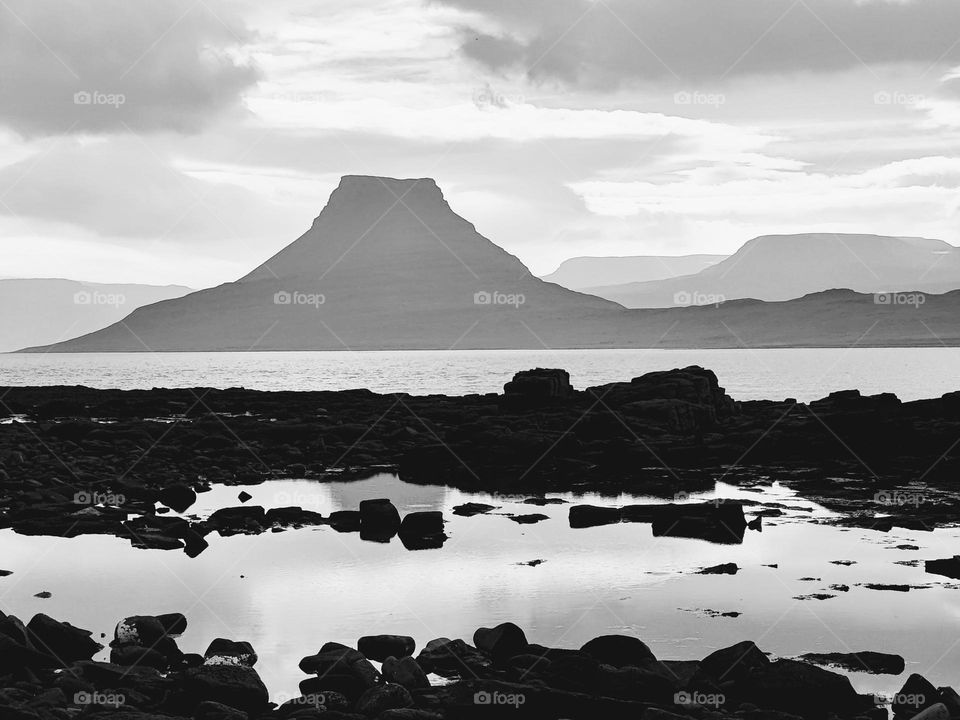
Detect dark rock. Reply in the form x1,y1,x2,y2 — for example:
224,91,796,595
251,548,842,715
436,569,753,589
741,659,866,718
398,511,446,550
893,674,941,717
183,664,268,712
797,651,905,675
569,505,621,528
237,490,252,503
474,623,528,661
697,563,739,575
700,640,770,682
354,683,414,717
204,638,258,666
382,655,430,690
925,556,960,580
158,484,197,512
416,637,493,678
504,368,573,400
194,700,248,720
109,643,169,670
359,498,401,541
207,506,265,536
508,513,549,524
452,502,497,517
357,635,415,662
299,646,380,699
579,635,655,667
26,613,102,663
328,510,361,533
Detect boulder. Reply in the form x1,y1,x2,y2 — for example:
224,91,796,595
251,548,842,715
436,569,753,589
398,511,447,550
357,634,415,661
473,623,529,661
579,635,656,667
382,655,430,690
298,646,380,699
739,659,865,717
328,510,362,533
416,637,493,678
26,613,102,663
569,505,621,528
354,683,414,717
503,368,573,400
157,484,196,512
893,674,941,717
700,640,770,683
203,638,258,666
183,664,268,712
925,556,960,580
359,498,401,541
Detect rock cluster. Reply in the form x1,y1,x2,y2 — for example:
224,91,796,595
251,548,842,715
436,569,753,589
1,611,952,720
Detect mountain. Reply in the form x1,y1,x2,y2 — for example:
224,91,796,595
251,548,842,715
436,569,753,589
0,279,192,352
587,233,960,308
541,254,726,291
19,179,960,351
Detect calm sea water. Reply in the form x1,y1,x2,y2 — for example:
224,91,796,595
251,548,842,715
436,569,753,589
2,473,958,704
1,348,959,400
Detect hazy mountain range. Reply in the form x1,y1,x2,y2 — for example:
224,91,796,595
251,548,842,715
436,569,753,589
15,176,960,352
541,254,726,291
1,279,192,353
583,234,960,308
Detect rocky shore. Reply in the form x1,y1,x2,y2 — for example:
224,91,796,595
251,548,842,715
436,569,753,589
0,366,958,549
1,609,955,720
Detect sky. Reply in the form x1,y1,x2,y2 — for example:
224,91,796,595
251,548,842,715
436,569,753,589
2,0,960,288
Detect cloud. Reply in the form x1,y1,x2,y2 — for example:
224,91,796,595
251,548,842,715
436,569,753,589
436,0,960,87
0,0,259,136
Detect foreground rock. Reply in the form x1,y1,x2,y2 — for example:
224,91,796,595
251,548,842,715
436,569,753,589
0,610,947,720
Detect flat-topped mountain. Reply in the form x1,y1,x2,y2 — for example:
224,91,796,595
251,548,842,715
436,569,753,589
590,233,960,307
541,254,726,291
0,279,192,352
20,180,960,351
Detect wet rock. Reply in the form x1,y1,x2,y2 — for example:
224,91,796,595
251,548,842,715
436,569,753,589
359,498,401,541
109,643,169,670
452,502,496,517
26,613,102,664
207,506,265,536
203,638,258,666
569,505,621,528
697,563,739,575
700,640,770,682
237,490,252,503
503,368,573,400
925,556,960,580
579,635,655,667
355,682,414,717
194,700,248,720
398,511,446,550
416,638,493,678
508,513,549,524
183,664,269,712
299,646,381,699
357,635,415,662
740,659,866,718
893,674,941,717
474,622,529,661
157,484,197,512
798,651,905,675
382,655,430,690
328,510,361,533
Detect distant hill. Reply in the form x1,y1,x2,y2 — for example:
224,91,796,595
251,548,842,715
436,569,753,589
541,254,726,291
0,279,192,352
20,179,960,351
588,233,960,307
